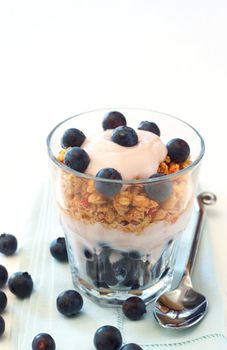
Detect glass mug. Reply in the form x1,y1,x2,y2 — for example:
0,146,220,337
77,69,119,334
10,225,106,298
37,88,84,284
47,108,204,306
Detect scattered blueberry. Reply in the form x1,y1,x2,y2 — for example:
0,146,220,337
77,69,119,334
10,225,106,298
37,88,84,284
122,297,146,320
121,344,143,350
94,325,122,350
0,233,17,256
56,290,83,317
144,173,172,202
61,128,86,148
95,168,122,197
0,291,7,313
0,315,5,337
8,272,33,298
0,265,8,288
64,147,90,172
32,333,56,350
166,138,190,163
102,111,127,130
138,120,160,136
111,126,138,147
50,237,68,262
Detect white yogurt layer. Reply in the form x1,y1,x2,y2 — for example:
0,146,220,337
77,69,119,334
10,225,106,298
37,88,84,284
61,206,192,262
81,129,167,179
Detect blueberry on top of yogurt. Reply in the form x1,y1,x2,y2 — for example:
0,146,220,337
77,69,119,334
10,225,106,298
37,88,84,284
64,147,90,172
166,138,190,163
102,111,127,130
61,128,86,148
111,126,138,147
138,120,161,136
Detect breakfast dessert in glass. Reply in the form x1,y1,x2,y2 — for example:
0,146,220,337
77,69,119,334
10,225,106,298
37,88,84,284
47,108,204,306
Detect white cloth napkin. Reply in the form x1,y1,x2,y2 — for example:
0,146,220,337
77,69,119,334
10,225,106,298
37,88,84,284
0,182,227,350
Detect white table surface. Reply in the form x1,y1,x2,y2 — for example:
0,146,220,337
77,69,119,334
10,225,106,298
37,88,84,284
0,0,227,343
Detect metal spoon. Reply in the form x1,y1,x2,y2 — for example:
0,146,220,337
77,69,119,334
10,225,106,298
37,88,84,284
153,192,217,329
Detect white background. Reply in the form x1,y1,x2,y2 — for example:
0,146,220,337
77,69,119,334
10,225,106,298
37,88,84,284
0,0,227,337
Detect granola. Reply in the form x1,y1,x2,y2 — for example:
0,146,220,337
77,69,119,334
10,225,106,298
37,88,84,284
56,152,192,234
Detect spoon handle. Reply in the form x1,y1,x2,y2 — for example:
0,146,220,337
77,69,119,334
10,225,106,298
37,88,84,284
186,192,217,274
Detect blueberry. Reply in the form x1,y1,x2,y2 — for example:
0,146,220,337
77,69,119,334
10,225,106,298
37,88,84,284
101,265,118,286
138,120,160,136
123,274,140,289
97,249,119,286
84,248,94,260
112,256,129,271
112,257,130,283
144,173,172,202
86,258,99,281
32,333,56,350
114,265,127,282
122,297,146,320
64,147,90,172
0,233,17,256
50,237,68,262
61,128,86,148
95,168,122,197
0,291,7,313
56,289,83,317
111,126,138,147
128,251,141,260
0,265,8,288
94,325,122,350
8,272,33,298
121,344,143,350
102,111,127,130
123,259,145,289
167,138,190,163
0,315,5,337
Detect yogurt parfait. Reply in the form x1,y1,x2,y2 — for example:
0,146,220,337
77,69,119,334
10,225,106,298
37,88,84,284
47,108,204,306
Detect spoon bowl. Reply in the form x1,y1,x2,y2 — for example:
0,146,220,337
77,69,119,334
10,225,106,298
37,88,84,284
154,274,208,329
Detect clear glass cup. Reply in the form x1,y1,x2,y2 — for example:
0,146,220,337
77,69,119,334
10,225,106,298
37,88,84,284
47,108,205,306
